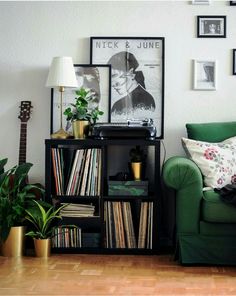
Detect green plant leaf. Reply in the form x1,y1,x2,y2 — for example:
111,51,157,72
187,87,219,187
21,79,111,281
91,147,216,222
25,200,68,239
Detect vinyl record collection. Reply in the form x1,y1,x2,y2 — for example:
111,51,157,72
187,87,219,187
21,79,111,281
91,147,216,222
51,148,102,196
104,201,153,249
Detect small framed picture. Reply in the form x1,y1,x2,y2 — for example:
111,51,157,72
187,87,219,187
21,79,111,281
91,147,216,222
233,49,236,75
193,60,217,90
197,16,226,38
50,64,111,134
192,0,211,4
230,1,236,5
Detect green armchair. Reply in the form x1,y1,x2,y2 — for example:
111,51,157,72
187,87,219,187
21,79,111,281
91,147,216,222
163,121,236,265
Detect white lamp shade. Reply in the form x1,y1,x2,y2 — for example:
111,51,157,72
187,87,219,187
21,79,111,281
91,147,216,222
46,56,78,88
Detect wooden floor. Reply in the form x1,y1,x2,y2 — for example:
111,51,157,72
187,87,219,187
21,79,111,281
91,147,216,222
1,254,236,295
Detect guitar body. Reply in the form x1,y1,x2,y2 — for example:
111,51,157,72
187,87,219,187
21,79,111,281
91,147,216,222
18,101,44,200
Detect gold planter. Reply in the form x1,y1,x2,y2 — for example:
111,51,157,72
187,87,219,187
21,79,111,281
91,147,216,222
131,162,142,181
34,238,51,257
2,226,25,257
72,120,89,139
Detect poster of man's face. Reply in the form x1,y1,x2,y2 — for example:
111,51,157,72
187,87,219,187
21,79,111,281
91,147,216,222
51,65,111,134
91,37,164,138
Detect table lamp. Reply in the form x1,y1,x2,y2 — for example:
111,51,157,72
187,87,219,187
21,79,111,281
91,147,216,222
46,56,78,139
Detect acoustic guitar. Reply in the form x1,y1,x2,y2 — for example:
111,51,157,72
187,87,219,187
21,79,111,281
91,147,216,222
18,101,32,165
18,101,44,199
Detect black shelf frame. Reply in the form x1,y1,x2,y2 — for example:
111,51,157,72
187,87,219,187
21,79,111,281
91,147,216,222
45,138,162,254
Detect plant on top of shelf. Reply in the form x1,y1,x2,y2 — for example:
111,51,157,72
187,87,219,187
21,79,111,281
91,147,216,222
63,87,104,124
63,87,104,138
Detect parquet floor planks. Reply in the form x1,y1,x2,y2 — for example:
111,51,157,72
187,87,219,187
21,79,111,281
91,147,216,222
0,254,236,295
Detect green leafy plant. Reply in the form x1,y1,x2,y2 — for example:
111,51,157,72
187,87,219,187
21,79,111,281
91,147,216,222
129,146,145,163
63,87,104,125
0,158,44,242
25,200,67,239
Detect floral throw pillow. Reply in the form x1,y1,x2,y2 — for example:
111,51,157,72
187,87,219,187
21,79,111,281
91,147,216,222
182,136,236,188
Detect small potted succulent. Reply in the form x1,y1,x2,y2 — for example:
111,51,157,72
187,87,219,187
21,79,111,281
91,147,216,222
25,200,67,257
129,146,145,181
64,87,103,139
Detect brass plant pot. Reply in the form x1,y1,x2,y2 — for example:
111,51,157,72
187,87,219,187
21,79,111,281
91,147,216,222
2,226,25,257
131,162,142,181
34,238,51,258
72,120,89,139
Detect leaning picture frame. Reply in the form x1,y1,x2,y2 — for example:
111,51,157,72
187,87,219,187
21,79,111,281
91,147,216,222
50,64,111,134
197,15,226,38
193,59,217,90
90,37,165,139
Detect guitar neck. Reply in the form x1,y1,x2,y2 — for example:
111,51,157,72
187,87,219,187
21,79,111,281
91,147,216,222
19,122,27,165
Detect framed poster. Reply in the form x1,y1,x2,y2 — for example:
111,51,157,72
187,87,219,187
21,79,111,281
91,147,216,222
50,64,111,134
193,59,217,90
90,37,165,139
197,16,226,38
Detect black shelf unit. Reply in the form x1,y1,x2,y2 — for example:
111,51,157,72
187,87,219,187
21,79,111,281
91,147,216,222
45,138,161,254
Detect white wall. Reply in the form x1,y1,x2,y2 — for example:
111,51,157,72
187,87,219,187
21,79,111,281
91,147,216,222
0,0,235,184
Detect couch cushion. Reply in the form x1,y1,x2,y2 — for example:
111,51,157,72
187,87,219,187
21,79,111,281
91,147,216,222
202,190,236,223
200,221,236,236
186,121,236,142
182,136,236,188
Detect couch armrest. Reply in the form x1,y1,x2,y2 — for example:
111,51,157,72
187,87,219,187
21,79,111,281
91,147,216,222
163,156,203,234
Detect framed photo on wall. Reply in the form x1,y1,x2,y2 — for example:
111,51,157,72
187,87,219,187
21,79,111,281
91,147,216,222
193,59,217,90
50,64,111,134
90,37,165,139
192,0,211,4
230,1,236,5
197,16,226,38
233,49,236,75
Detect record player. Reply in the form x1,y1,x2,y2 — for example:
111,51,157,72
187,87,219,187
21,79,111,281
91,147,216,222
91,119,156,140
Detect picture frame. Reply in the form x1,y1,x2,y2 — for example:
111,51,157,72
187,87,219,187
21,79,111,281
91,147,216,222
192,0,211,5
233,49,236,75
197,16,226,38
193,59,217,90
230,1,236,5
50,64,111,134
90,37,165,139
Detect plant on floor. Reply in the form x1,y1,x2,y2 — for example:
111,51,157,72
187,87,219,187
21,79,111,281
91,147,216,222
0,158,44,242
25,200,67,239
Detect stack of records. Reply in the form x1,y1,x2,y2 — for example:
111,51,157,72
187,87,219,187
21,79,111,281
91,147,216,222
60,203,95,217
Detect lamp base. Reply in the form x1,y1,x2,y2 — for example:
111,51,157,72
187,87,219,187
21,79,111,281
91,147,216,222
50,128,70,139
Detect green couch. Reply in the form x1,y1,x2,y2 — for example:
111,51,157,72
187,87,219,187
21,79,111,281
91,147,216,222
163,121,236,265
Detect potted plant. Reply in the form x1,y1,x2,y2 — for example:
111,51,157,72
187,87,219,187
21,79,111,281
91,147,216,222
129,146,145,181
64,87,103,139
0,158,44,257
25,200,67,257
